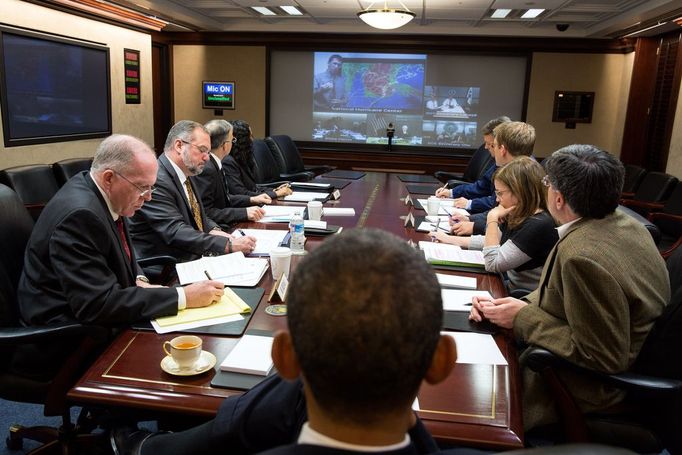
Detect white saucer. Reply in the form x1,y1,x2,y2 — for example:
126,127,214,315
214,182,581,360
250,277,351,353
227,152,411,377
160,350,217,376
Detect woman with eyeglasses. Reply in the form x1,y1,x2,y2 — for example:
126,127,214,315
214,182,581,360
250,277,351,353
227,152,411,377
222,120,293,201
435,157,558,293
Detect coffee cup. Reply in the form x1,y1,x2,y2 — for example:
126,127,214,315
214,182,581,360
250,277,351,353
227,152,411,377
270,246,292,280
163,335,202,369
426,196,440,216
307,200,323,221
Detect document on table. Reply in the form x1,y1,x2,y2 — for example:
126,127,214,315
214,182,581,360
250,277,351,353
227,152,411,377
419,241,485,269
417,199,469,217
436,273,477,289
259,205,304,223
283,191,328,202
304,220,327,229
442,331,508,365
151,287,250,334
322,207,355,216
416,221,450,233
234,229,288,256
441,289,494,312
220,334,274,376
176,252,269,287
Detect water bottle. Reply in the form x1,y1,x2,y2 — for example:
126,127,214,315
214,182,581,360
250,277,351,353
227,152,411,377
289,211,306,255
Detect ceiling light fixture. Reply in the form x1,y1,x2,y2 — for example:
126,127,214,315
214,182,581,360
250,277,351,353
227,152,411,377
490,9,512,19
280,6,303,16
357,0,415,30
521,8,545,19
252,6,276,16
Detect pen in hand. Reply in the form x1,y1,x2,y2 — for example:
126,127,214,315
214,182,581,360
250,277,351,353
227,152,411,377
237,229,246,236
204,270,213,280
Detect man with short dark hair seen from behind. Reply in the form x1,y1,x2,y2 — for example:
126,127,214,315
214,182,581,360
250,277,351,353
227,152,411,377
470,144,670,430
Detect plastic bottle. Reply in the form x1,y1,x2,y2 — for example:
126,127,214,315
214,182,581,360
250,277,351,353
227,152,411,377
289,211,306,255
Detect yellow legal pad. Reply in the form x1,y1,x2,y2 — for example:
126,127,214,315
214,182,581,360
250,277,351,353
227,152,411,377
154,287,251,327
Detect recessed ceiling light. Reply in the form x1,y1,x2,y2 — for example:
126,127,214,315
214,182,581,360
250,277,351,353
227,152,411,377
252,6,276,16
280,6,303,16
521,8,545,19
491,9,511,19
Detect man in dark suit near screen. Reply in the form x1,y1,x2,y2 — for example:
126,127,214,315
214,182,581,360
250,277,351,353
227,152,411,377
193,119,267,228
17,134,224,376
129,120,256,266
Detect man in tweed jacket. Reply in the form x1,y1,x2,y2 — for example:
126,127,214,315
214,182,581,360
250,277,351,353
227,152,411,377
470,144,670,430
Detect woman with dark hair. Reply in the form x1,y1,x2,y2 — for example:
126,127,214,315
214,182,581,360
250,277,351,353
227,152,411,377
435,157,558,292
222,120,292,200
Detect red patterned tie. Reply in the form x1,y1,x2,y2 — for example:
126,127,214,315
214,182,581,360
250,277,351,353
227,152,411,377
116,218,132,261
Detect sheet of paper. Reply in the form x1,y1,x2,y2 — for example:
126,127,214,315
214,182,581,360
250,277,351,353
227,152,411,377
176,252,249,285
262,206,302,217
291,182,331,189
416,221,450,233
304,220,327,229
237,229,288,256
221,258,269,287
283,191,327,202
442,331,508,365
220,334,274,376
322,208,355,216
419,241,485,268
441,289,493,312
417,199,469,217
258,216,291,223
425,215,450,223
151,287,251,334
436,273,477,289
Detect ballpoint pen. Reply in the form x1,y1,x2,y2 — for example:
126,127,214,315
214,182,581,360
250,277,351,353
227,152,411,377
237,229,246,236
204,270,213,280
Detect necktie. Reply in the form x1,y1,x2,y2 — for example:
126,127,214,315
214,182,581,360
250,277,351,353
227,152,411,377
115,218,131,261
185,180,204,232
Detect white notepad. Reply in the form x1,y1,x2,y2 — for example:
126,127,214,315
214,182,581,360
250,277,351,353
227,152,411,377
436,273,477,289
441,289,494,312
220,334,274,376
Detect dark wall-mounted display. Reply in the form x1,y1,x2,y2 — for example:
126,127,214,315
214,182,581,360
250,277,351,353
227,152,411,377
0,26,111,147
552,91,594,128
124,48,140,104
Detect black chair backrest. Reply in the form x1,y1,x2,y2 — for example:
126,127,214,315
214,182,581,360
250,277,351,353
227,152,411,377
0,164,60,221
662,182,682,216
266,135,306,174
633,172,678,203
53,158,92,187
623,165,646,194
252,139,282,184
0,184,34,326
463,143,494,182
666,244,682,297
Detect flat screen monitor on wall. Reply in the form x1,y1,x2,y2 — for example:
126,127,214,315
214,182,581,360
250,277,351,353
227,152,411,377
0,26,111,147
202,81,235,110
270,51,528,152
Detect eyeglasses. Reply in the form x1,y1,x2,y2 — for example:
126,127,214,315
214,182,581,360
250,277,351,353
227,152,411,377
180,139,210,155
112,170,156,198
494,189,511,197
542,175,552,188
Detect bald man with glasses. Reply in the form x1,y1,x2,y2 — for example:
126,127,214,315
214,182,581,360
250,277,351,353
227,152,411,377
129,121,256,276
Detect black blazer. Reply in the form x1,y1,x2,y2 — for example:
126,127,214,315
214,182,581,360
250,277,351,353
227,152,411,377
18,171,178,326
193,155,250,228
129,154,227,263
223,155,277,199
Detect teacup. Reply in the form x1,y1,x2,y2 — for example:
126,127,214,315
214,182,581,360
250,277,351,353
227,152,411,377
163,335,202,369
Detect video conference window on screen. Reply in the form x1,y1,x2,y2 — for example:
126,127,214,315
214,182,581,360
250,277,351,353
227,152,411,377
312,52,479,149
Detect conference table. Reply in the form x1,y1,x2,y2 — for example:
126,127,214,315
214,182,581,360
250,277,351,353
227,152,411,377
67,172,523,450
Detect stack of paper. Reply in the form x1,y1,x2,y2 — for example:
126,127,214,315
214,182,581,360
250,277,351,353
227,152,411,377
283,191,329,202
220,334,274,376
259,205,304,223
290,182,332,191
151,287,250,334
322,208,355,216
441,289,493,312
436,273,477,289
417,199,469,217
419,241,485,269
176,252,269,287
234,229,288,256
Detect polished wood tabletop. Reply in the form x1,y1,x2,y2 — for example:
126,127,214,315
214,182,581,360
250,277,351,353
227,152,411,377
68,172,523,450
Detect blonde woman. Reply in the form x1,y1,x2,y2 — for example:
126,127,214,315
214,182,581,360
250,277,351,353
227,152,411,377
435,157,558,292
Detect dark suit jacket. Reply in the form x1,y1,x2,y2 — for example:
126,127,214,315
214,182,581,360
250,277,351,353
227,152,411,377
223,155,277,199
193,154,250,228
129,154,228,263
18,171,178,326
259,444,424,454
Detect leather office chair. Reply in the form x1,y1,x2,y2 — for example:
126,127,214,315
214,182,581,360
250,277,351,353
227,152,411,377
52,158,93,187
264,135,334,179
524,249,682,453
0,164,60,222
252,138,291,186
621,171,678,216
621,165,646,198
646,182,682,259
0,184,107,453
433,143,493,187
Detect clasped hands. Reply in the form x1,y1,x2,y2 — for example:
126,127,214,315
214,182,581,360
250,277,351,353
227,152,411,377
469,296,527,329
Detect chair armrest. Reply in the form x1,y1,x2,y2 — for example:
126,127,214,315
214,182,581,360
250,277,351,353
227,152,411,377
649,212,682,223
279,171,314,182
0,323,107,345
304,165,335,176
621,199,665,211
525,347,682,396
137,255,177,268
621,192,635,200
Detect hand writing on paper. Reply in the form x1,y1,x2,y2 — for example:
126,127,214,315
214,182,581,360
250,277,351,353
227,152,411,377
184,280,225,308
435,187,450,198
452,221,474,236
